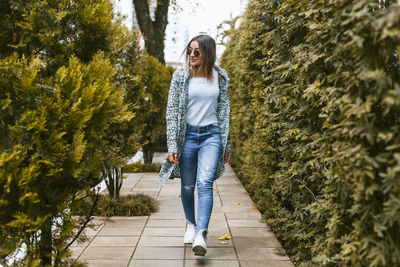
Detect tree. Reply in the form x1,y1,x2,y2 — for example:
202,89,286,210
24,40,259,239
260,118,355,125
132,0,170,63
0,0,142,264
100,23,145,200
1,0,145,201
131,0,172,163
131,0,201,63
0,52,132,265
1,0,118,72
132,54,174,164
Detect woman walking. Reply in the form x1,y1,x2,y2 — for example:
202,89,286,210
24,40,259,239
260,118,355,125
158,34,232,256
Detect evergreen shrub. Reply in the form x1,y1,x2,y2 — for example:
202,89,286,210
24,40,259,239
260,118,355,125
0,0,143,264
221,0,400,265
123,162,162,173
72,194,158,217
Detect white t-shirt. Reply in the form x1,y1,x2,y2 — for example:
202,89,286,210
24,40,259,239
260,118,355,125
186,68,219,126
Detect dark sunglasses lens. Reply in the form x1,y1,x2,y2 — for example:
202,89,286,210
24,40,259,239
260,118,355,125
187,48,200,57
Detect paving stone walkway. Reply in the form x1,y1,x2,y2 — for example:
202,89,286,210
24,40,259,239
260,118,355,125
71,164,294,267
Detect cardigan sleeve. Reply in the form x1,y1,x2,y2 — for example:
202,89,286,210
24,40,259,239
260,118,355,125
226,133,232,153
166,70,181,154
219,88,232,153
217,70,232,154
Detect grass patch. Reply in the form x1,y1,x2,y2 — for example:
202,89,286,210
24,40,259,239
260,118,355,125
72,194,158,217
123,162,162,173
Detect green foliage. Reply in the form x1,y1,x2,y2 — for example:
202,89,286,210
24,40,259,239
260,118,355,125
0,51,131,264
0,0,144,264
123,162,162,173
72,194,158,217
132,54,175,163
1,0,117,67
221,0,400,266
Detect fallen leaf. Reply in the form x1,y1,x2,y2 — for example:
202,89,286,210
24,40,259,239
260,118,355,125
234,202,240,205
253,203,258,210
220,241,229,245
217,234,231,240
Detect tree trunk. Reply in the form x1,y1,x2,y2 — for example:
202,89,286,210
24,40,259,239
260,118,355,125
115,167,120,200
39,218,53,266
104,166,115,199
132,0,169,64
142,143,154,164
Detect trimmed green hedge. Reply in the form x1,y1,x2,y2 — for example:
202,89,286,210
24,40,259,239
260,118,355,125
72,194,158,217
221,0,400,266
123,162,162,173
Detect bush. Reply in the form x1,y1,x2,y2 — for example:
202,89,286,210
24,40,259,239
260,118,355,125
123,162,162,173
72,194,158,217
0,0,142,264
221,0,400,266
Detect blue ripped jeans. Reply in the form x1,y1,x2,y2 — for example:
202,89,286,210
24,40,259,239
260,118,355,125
179,123,222,240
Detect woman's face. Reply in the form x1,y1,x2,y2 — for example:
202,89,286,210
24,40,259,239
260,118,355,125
188,41,203,67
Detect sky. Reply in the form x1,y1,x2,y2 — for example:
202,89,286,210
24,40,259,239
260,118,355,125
178,0,241,38
113,0,242,37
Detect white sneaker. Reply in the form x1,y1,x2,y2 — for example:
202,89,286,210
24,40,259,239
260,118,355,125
192,232,207,256
184,224,196,243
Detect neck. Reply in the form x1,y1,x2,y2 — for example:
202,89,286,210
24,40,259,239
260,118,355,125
192,66,206,78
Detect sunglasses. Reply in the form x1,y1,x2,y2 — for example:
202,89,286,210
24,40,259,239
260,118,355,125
187,48,201,57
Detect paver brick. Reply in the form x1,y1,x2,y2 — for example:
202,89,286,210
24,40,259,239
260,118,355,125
185,247,237,260
128,259,183,267
236,247,290,261
137,236,184,247
233,236,281,248
185,259,239,267
82,259,129,267
132,247,184,259
98,227,143,236
90,236,139,247
240,261,294,267
228,219,267,228
146,219,186,227
79,246,135,260
230,227,275,237
142,227,185,236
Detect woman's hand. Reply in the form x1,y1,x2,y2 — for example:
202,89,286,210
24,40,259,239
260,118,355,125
168,153,179,164
224,152,231,163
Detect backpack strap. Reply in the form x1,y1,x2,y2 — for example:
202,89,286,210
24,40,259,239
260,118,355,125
218,72,220,84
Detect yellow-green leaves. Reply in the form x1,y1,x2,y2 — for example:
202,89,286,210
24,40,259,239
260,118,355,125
221,0,400,265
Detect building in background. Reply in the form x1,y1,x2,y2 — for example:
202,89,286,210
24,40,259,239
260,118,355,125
164,7,188,68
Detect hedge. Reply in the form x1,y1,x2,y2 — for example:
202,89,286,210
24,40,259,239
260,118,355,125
221,0,400,266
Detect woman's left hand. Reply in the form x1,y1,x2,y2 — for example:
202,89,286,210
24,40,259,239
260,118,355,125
224,152,231,163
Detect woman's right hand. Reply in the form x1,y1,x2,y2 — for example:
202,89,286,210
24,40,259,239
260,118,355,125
168,153,179,164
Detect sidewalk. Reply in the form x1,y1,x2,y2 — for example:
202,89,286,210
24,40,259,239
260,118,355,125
71,164,294,267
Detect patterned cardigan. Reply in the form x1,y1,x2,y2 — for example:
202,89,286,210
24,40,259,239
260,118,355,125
158,65,232,185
